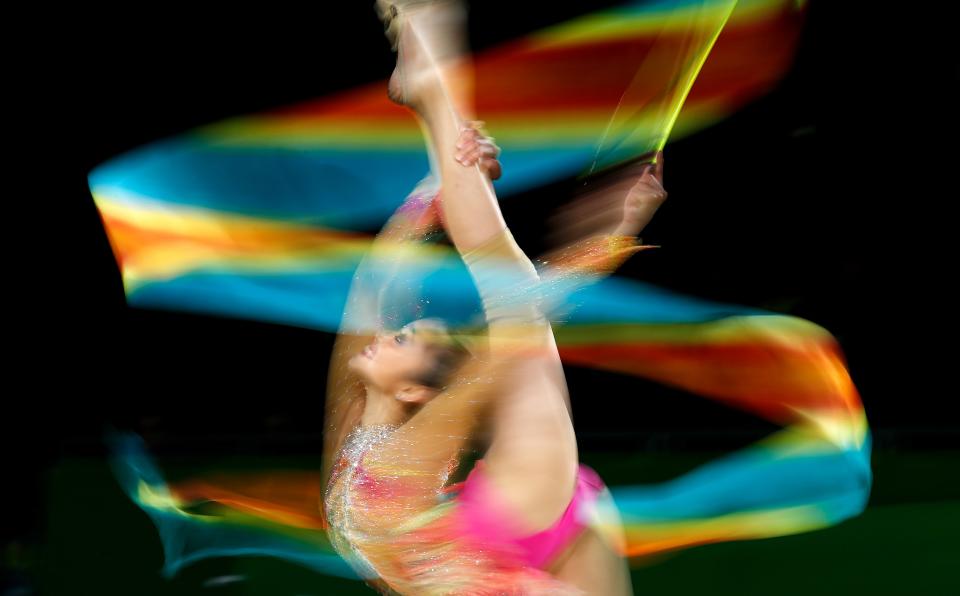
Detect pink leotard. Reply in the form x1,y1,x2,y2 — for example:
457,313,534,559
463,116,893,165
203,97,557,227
447,459,607,570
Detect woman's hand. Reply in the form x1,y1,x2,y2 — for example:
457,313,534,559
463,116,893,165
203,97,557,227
454,122,503,181
615,150,667,237
544,150,668,246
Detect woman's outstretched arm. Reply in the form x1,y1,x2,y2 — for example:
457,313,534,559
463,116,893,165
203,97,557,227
455,133,669,319
534,152,667,293
320,183,448,493
321,148,504,494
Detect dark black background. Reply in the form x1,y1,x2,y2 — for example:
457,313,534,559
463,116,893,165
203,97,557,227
10,0,956,555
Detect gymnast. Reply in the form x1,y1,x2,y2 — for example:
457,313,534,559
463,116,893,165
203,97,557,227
321,1,667,593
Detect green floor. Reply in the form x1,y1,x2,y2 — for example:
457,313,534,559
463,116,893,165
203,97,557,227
32,449,960,594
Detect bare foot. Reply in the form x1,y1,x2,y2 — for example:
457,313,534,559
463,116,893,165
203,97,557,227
375,0,470,112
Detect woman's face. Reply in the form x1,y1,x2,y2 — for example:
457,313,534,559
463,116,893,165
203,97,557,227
348,319,444,395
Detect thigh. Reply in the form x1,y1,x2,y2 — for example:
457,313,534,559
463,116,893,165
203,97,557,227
550,526,634,596
482,322,580,532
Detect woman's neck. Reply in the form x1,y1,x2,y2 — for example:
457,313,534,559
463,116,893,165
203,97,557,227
359,386,412,428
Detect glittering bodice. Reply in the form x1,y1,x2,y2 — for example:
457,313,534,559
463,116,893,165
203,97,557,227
323,422,460,581
323,422,402,579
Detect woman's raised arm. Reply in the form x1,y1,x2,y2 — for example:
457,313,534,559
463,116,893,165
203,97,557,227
320,185,443,493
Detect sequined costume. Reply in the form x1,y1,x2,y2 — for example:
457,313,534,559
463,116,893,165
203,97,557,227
323,422,410,584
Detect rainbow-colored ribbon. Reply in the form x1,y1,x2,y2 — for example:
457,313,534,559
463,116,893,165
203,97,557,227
99,0,869,585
